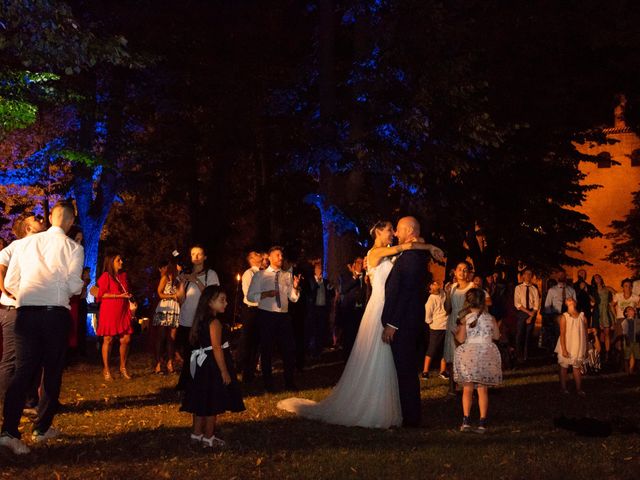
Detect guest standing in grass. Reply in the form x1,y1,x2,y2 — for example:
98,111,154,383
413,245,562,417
454,288,502,434
555,297,587,396
621,306,640,375
180,286,245,449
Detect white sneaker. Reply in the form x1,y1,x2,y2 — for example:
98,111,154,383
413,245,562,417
202,435,226,448
32,427,61,444
0,434,31,455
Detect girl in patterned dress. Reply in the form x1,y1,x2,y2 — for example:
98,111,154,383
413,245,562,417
454,288,502,434
153,259,181,374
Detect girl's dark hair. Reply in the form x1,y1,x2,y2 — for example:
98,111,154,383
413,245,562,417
102,252,122,279
369,220,391,240
158,258,178,279
189,285,226,346
456,260,472,271
457,288,487,328
591,274,604,288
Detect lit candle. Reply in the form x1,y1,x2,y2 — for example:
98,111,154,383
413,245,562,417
233,273,241,324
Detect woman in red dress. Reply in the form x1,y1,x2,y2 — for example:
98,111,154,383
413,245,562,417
91,253,135,380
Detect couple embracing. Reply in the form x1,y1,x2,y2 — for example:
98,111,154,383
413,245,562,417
278,217,443,428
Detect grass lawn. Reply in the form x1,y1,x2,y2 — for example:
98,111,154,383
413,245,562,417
1,344,639,479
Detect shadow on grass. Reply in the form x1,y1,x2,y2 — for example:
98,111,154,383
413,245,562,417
2,353,639,476
59,386,181,413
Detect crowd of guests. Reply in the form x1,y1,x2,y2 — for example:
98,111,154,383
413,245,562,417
1,206,640,453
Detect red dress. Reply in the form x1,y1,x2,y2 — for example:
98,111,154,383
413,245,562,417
96,272,133,336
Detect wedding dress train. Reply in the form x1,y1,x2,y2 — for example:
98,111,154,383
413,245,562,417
277,257,402,428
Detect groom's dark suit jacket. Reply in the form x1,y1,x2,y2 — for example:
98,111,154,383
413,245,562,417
381,250,430,332
380,249,430,427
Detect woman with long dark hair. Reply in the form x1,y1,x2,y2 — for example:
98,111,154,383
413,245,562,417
153,259,181,374
592,274,615,362
91,253,135,380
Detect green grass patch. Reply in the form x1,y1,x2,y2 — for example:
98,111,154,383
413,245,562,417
1,348,638,479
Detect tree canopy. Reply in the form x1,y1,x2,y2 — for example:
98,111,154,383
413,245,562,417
3,0,640,300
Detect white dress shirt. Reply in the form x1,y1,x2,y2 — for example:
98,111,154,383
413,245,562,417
241,266,259,307
247,266,299,313
425,291,448,330
514,282,540,312
0,241,19,307
544,283,576,314
4,227,84,309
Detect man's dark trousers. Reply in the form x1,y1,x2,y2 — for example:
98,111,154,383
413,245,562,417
1,307,70,438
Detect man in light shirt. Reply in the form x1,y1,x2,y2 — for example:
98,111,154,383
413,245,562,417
543,270,576,352
247,246,301,392
239,251,262,383
0,201,84,455
0,214,45,405
514,268,540,362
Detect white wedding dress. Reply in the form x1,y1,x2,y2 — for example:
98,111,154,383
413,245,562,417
277,257,402,428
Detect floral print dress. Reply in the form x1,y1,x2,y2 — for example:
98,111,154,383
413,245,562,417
454,311,502,387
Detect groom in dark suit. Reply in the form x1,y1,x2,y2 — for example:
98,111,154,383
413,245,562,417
381,217,430,427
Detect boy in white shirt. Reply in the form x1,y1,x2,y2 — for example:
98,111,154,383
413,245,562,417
422,281,448,379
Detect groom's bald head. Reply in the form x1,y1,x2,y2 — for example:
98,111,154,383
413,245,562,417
396,216,420,244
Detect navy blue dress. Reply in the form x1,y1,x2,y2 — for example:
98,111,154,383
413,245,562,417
180,319,245,416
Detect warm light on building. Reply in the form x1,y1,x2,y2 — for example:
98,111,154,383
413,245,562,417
571,97,640,286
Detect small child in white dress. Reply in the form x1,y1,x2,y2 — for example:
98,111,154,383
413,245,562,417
454,288,502,434
555,297,587,396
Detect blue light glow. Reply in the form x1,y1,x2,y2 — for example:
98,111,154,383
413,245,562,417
304,194,360,272
390,175,419,195
375,123,409,150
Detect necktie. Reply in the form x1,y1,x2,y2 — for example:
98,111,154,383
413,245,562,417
274,271,281,309
525,285,530,310
561,285,566,311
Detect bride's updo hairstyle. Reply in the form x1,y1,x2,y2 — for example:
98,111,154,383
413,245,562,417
369,220,392,240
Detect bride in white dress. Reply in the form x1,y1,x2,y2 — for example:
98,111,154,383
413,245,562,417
277,221,434,428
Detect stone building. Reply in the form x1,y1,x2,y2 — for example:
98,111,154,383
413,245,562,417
571,99,640,286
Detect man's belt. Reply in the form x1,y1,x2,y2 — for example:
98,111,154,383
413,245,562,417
18,305,68,312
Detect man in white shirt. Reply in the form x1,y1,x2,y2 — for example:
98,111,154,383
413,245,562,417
543,270,576,352
0,214,45,405
238,251,262,383
514,268,540,362
0,202,84,455
247,246,301,392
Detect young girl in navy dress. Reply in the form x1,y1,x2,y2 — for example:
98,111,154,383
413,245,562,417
454,288,502,433
180,285,245,448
